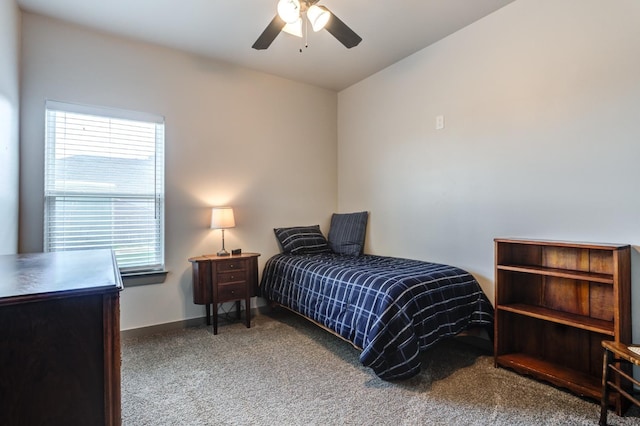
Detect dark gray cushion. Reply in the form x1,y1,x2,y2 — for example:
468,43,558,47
328,211,368,256
274,225,332,254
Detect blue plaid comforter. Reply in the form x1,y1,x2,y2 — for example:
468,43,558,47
260,253,494,380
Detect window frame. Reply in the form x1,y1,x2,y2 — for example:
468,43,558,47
43,100,166,280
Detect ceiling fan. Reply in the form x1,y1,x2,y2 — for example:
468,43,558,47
252,0,362,50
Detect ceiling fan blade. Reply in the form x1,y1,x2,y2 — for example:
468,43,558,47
252,15,286,50
323,8,362,49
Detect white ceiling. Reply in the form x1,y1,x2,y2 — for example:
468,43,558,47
16,0,516,91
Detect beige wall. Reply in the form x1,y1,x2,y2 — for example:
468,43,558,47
19,13,338,330
19,0,640,334
338,0,640,337
0,0,20,255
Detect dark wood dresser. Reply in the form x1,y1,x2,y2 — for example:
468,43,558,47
0,249,123,426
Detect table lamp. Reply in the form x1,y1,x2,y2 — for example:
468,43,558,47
210,207,235,256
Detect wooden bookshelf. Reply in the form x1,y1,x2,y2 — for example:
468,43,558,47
494,239,631,414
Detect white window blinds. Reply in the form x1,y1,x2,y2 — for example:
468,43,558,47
44,100,165,273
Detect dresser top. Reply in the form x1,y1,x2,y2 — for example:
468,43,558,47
0,249,123,304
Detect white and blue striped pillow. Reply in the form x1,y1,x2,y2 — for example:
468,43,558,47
328,211,368,256
274,225,332,254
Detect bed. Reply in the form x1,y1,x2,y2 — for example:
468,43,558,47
259,212,494,380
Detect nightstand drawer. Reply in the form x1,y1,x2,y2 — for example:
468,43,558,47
217,260,246,272
217,271,247,284
218,282,247,301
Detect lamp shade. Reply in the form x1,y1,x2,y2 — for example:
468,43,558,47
307,5,330,32
277,0,300,24
282,17,303,37
210,207,235,229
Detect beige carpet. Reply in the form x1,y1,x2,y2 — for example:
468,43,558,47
121,310,640,425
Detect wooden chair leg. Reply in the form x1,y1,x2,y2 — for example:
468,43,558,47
600,348,612,426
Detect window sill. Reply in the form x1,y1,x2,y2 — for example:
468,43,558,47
121,270,168,287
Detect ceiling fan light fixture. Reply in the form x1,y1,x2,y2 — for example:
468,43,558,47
307,5,331,32
277,0,301,24
252,0,361,50
282,18,303,38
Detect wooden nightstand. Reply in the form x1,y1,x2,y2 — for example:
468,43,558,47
188,253,260,335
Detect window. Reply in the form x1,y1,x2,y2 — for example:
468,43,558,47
44,100,165,274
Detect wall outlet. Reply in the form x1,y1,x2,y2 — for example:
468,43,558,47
436,115,445,130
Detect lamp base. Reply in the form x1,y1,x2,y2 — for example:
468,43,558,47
217,229,230,256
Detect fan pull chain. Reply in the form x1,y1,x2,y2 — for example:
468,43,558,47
305,15,309,49
299,14,308,53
